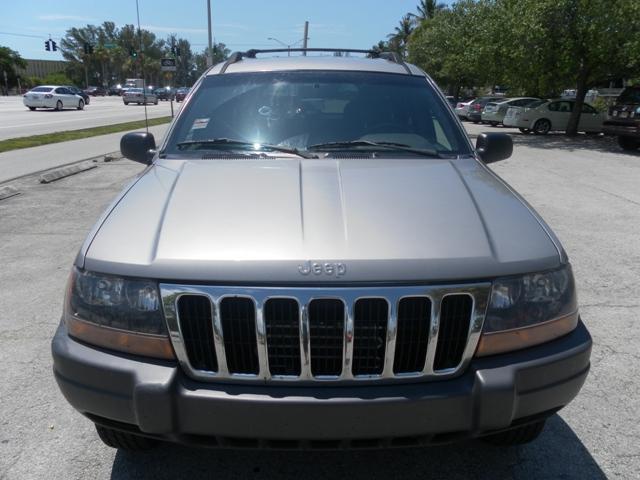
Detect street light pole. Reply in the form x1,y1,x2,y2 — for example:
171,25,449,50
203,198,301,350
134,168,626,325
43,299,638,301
267,37,306,56
207,0,213,67
303,21,309,55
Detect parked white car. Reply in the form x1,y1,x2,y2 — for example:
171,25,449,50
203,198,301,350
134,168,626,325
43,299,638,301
454,99,474,120
503,99,603,134
23,85,85,111
123,88,158,105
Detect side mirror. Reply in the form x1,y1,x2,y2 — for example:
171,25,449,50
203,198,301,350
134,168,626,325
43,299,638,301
475,132,513,164
120,132,156,165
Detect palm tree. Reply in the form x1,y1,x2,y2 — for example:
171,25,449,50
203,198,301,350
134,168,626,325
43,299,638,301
414,0,446,21
387,14,414,58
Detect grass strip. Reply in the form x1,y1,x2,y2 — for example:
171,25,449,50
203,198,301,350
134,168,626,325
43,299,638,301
0,116,172,154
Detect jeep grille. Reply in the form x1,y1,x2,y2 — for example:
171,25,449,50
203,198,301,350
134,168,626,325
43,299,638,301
160,284,490,384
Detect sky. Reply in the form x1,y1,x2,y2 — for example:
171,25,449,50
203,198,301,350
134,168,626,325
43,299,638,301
1,0,451,60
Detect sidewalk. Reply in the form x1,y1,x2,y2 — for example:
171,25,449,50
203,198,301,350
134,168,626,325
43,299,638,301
0,124,168,184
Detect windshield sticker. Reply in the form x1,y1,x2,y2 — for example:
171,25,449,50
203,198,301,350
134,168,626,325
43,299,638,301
191,118,210,130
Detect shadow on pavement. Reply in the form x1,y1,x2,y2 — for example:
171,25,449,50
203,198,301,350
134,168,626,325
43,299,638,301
109,414,606,480
470,124,640,156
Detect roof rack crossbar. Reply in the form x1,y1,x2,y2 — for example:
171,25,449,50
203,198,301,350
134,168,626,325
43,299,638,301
217,48,413,74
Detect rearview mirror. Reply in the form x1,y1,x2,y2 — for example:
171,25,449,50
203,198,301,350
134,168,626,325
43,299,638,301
475,133,513,164
120,132,156,165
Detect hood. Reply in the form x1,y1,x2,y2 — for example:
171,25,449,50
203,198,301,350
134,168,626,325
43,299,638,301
82,157,561,283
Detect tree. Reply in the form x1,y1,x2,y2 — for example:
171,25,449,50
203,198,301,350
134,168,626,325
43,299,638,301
387,14,415,58
413,0,446,21
0,46,27,93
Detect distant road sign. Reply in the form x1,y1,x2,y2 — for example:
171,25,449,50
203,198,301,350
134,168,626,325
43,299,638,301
161,58,177,72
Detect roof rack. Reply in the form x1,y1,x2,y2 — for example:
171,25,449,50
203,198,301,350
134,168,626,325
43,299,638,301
218,48,412,75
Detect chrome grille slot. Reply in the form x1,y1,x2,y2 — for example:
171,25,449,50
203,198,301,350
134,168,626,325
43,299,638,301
177,295,218,372
352,298,388,376
220,297,259,374
161,283,490,384
434,294,473,371
264,298,301,376
393,297,431,374
309,299,345,376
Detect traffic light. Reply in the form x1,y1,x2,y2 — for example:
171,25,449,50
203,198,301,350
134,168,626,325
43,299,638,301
83,43,93,54
51,40,58,51
45,40,50,51
171,45,181,57
175,47,181,57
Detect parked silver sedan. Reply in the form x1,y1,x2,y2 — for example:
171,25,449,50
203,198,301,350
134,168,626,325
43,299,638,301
481,97,540,126
122,88,158,105
503,99,604,134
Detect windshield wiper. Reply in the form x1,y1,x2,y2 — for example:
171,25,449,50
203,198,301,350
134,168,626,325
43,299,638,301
307,140,442,158
176,138,317,159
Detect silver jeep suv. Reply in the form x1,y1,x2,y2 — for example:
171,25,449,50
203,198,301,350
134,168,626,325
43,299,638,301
52,49,591,451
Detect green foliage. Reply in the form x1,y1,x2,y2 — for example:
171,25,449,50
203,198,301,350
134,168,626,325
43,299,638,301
58,22,229,88
0,46,27,90
42,71,73,86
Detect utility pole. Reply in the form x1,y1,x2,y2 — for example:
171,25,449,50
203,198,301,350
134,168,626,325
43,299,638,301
302,21,309,56
207,0,213,66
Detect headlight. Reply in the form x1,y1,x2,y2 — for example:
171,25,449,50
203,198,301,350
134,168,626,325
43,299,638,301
476,265,579,356
64,268,174,359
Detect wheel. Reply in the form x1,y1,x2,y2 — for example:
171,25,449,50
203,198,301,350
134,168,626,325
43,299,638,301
28,106,36,111
124,101,129,105
481,420,546,446
55,100,63,111
533,118,551,135
490,121,499,126
85,97,90,105
77,99,84,110
519,128,531,134
95,425,158,451
137,102,141,105
472,120,479,124
618,136,640,151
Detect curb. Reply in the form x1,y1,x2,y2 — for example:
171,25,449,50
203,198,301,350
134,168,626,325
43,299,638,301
39,161,97,184
0,185,20,201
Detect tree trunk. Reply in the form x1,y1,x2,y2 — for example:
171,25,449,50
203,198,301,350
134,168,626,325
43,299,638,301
566,68,589,137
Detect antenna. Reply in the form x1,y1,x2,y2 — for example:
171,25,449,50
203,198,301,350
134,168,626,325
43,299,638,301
135,0,149,134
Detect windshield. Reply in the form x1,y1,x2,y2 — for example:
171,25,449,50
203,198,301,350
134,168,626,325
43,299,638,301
164,71,469,156
31,86,53,92
618,87,640,105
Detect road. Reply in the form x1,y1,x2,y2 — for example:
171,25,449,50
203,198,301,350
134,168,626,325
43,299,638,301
0,95,177,140
0,125,639,479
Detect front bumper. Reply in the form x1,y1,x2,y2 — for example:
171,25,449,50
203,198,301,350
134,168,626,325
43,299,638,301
52,320,591,446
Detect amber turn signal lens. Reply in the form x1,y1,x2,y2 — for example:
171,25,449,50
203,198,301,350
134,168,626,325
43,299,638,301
475,311,579,357
66,315,175,360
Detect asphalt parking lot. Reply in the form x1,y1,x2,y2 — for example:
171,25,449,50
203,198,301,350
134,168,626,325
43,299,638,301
0,125,639,479
0,95,175,140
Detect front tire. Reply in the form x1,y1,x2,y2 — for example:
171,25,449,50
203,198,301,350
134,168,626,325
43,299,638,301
95,425,158,451
533,119,551,135
77,99,84,110
618,136,640,151
482,420,546,446
55,100,63,111
519,128,531,134
28,107,36,111
124,101,129,105
490,121,499,126
154,99,158,105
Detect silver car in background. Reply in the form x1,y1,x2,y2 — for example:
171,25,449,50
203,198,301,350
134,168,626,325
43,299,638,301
481,97,540,126
454,99,474,120
22,85,85,111
504,99,603,134
122,88,158,105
